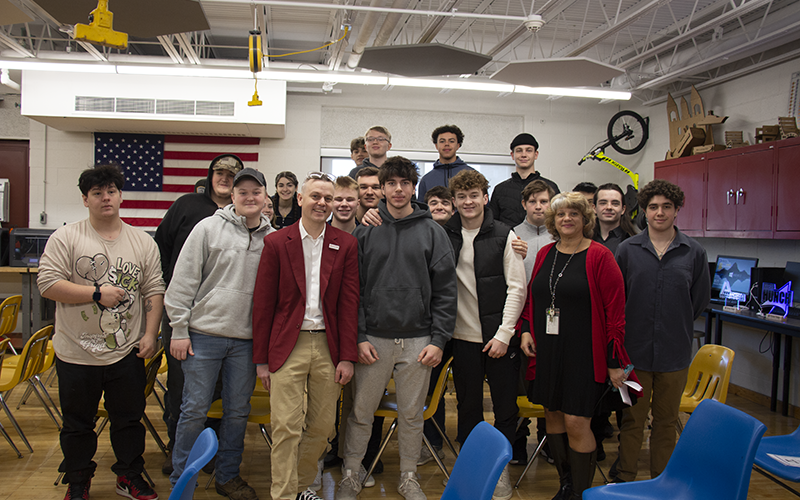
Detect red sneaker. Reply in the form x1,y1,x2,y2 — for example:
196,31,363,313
115,474,158,500
64,480,90,500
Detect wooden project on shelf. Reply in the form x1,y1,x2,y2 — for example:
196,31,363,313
725,131,749,149
665,86,728,159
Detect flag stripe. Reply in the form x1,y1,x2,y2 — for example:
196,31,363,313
163,167,209,177
125,218,164,227
164,151,259,162
163,185,195,193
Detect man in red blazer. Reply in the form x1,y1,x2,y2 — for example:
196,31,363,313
252,172,360,500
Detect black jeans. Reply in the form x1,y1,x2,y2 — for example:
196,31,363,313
56,349,146,484
452,339,520,445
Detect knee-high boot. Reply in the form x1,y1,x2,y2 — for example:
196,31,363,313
546,433,572,500
568,447,597,500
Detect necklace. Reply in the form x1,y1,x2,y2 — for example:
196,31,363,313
548,240,582,311
650,230,676,259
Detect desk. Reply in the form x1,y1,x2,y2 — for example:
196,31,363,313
0,267,51,343
704,304,800,416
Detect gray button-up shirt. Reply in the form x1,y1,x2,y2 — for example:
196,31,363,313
615,227,711,372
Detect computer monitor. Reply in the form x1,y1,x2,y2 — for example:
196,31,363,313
783,261,800,318
9,228,54,267
710,255,759,305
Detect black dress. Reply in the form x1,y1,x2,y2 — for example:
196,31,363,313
528,246,606,417
272,194,301,229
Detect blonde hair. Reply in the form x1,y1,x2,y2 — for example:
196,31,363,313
544,192,596,240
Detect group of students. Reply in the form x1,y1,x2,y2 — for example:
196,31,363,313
37,123,710,500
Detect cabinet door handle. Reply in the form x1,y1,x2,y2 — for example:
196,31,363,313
727,189,734,205
737,188,744,204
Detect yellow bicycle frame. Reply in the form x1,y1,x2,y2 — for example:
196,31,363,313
581,151,639,190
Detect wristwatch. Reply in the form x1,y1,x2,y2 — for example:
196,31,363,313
93,284,102,303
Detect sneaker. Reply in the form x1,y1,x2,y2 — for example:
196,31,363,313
397,471,426,500
296,489,323,500
417,445,444,466
310,459,323,491
161,450,173,476
215,476,258,500
492,466,512,500
335,468,362,500
116,474,158,500
65,480,91,500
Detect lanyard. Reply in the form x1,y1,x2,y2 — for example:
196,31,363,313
548,242,580,313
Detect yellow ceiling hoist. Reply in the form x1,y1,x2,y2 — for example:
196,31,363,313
248,30,263,107
74,0,128,50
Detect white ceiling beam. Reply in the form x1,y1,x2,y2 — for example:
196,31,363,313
176,32,201,64
0,30,35,57
77,40,107,61
157,35,184,64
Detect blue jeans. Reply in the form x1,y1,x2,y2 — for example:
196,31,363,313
169,332,256,486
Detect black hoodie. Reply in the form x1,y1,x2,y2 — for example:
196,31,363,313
155,154,241,285
353,200,457,350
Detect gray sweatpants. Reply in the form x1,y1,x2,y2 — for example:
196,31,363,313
344,335,432,474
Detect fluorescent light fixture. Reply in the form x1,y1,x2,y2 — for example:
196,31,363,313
388,77,515,93
0,59,116,74
259,71,387,85
116,65,252,79
513,85,631,100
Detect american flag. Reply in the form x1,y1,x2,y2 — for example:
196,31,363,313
94,133,260,231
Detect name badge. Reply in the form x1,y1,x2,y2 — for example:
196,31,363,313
329,244,339,250
546,308,560,335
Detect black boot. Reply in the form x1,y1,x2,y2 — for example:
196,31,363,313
547,433,572,500
568,447,597,500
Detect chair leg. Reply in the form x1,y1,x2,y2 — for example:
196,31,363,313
142,467,155,488
16,384,34,409
514,434,547,488
206,469,216,489
55,472,65,486
363,418,398,486
142,414,168,457
152,391,165,412
259,424,273,447
35,375,63,423
431,416,458,459
27,380,62,430
45,367,58,387
0,393,33,452
753,465,800,497
96,417,109,436
422,432,449,479
0,420,22,458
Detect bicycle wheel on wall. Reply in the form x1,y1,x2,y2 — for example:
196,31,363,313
608,110,649,155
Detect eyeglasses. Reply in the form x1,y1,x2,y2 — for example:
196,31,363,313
365,136,389,143
306,171,335,182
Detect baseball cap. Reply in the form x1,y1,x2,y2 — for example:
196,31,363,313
233,167,267,187
510,133,539,151
211,154,244,174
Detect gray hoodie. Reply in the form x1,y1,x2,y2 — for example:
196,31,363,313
354,200,457,349
165,205,275,341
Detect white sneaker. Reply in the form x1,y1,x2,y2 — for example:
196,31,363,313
335,468,362,500
492,465,512,500
297,489,323,500
359,464,375,488
398,471,427,500
310,458,323,491
417,445,445,466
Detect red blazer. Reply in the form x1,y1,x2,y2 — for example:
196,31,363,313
252,221,360,371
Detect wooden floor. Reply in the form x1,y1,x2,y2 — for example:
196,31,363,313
2,374,799,500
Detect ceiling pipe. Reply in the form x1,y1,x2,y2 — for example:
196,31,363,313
372,0,414,47
347,0,383,69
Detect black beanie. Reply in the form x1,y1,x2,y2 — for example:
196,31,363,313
510,133,539,151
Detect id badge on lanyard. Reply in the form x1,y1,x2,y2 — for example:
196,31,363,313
546,308,560,335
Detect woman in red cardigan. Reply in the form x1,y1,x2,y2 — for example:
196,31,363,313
519,192,636,500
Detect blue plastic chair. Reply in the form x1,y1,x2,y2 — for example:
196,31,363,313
169,428,219,500
753,425,800,496
584,399,766,500
440,421,512,500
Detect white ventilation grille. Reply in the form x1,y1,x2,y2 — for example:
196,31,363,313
157,100,195,115
75,96,235,117
75,96,114,112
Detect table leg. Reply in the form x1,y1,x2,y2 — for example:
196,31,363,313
704,313,713,345
772,333,781,413
714,316,724,345
20,271,32,343
783,335,792,417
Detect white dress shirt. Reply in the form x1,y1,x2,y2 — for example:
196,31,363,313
299,222,326,330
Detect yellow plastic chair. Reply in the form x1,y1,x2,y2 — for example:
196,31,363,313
0,337,22,457
0,295,22,355
205,388,272,487
365,357,455,484
513,396,546,488
16,342,62,427
677,344,735,433
0,325,54,453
